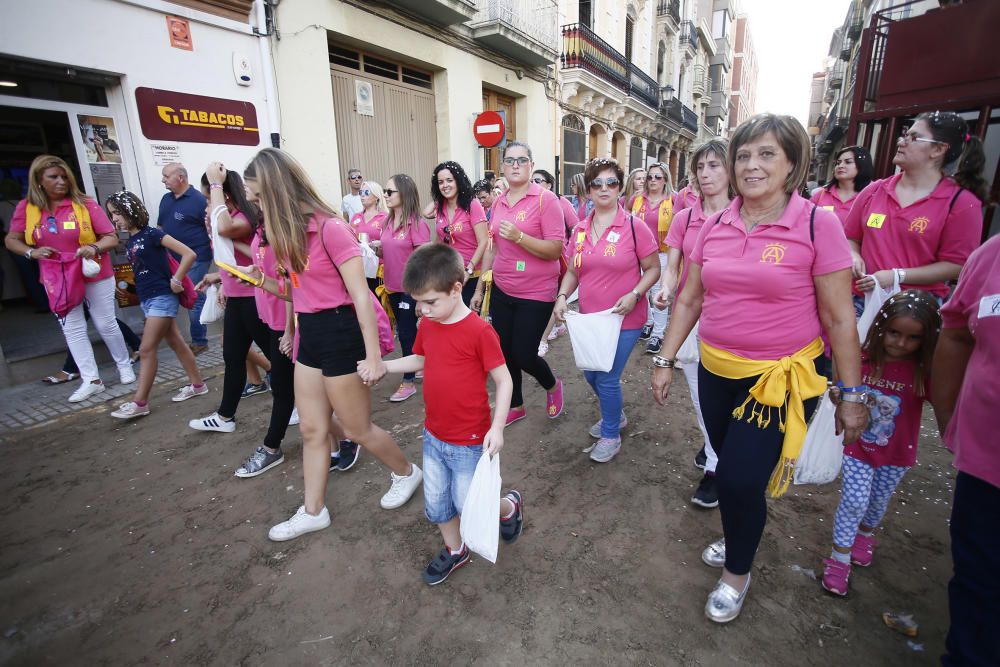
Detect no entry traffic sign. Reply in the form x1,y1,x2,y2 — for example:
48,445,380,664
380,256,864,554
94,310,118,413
473,111,505,148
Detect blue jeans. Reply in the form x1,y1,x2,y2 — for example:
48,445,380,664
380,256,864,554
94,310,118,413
186,259,211,345
583,327,642,438
422,429,483,524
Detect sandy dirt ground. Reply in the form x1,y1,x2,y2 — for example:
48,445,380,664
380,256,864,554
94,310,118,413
0,339,953,665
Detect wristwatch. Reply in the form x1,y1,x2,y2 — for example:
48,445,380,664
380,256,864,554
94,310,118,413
651,355,676,368
895,268,907,284
24,249,32,259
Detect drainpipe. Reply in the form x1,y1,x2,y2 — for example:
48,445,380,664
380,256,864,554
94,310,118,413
254,0,281,148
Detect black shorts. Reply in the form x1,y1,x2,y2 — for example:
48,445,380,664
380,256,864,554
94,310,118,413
296,307,366,377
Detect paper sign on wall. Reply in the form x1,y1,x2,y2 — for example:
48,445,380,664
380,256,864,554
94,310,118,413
150,143,182,166
355,80,374,117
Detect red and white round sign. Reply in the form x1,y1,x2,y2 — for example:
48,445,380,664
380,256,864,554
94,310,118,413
473,111,505,148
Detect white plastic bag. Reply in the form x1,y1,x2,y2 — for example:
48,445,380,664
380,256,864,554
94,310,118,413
460,451,502,564
564,308,624,372
199,283,224,324
81,257,101,278
676,320,700,364
856,271,900,341
793,391,844,485
360,241,379,279
209,204,237,267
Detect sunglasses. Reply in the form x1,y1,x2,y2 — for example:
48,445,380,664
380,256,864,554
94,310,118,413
502,157,531,166
530,177,547,184
360,189,372,197
350,174,364,180
442,225,452,244
384,189,397,197
589,178,621,190
46,216,58,234
648,173,666,180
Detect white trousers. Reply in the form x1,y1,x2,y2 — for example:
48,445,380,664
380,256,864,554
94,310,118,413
645,252,670,338
681,356,718,473
59,276,130,382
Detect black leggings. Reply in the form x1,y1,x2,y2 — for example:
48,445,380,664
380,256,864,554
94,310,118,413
262,328,295,449
489,284,556,408
461,277,479,307
389,292,417,381
698,361,820,575
218,296,272,419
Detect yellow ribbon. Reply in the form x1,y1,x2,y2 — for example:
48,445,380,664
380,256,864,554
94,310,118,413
479,270,493,320
374,264,395,328
699,337,827,497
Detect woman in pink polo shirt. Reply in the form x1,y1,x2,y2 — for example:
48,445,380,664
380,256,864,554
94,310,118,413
631,161,674,355
472,140,566,423
621,167,647,210
554,158,659,463
654,139,733,510
810,146,873,225
350,181,388,294
932,234,1000,665
650,114,869,624
672,183,699,213
531,167,573,353
426,161,488,306
845,111,987,306
569,173,593,221
5,154,132,403
376,173,430,402
241,149,422,542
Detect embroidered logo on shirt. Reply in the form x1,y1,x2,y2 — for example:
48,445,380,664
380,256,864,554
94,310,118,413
452,222,464,234
908,216,929,234
759,243,786,264
866,213,886,229
515,211,526,223
603,244,617,257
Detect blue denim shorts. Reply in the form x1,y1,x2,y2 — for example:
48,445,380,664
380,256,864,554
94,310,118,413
422,428,483,524
141,293,180,318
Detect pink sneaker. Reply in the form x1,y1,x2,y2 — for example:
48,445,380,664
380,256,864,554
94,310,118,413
851,534,878,567
821,558,851,596
505,406,526,426
390,383,417,402
546,379,564,418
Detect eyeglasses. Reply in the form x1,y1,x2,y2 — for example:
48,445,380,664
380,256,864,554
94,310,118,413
502,157,531,167
384,189,397,197
898,128,947,146
589,178,621,190
442,225,452,244
46,216,58,234
349,174,364,180
530,177,546,184
648,173,666,181
359,189,372,197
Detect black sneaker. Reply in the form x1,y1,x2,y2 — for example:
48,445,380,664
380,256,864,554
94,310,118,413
241,382,269,399
422,544,470,586
691,473,719,508
500,490,524,544
328,453,340,472
335,440,360,472
639,323,653,341
694,447,707,470
645,336,662,354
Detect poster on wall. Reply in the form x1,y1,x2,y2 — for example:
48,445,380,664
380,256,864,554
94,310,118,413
78,115,123,164
355,80,374,117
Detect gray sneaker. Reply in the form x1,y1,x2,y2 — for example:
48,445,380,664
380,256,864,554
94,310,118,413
588,411,628,438
589,437,622,463
235,446,284,478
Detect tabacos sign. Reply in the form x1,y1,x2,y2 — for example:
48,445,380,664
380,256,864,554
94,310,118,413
135,87,260,146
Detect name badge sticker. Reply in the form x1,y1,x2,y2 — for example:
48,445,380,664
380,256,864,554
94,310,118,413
289,271,301,289
63,220,77,230
821,206,835,212
866,213,887,229
607,231,621,243
977,294,1000,319
399,301,410,310
515,260,526,272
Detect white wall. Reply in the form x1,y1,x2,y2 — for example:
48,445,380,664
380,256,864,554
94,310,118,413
3,0,271,224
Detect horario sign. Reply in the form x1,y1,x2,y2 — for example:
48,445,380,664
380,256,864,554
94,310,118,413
135,87,261,146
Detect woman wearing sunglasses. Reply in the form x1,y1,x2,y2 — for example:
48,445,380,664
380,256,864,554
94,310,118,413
845,111,986,307
554,158,660,463
426,161,488,306
631,162,675,355
351,181,388,294
5,154,133,403
472,141,566,424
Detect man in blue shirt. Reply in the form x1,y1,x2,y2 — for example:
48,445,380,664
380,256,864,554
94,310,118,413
159,163,210,354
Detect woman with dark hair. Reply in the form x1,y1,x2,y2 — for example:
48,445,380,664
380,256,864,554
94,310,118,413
5,155,133,402
376,173,430,402
425,161,488,305
651,113,867,623
845,111,986,305
811,146,873,224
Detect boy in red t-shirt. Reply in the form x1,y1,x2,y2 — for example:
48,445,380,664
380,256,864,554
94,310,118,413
361,244,522,585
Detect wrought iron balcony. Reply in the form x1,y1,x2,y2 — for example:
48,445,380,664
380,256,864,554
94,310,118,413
682,104,699,133
382,0,477,26
657,0,680,25
560,23,660,110
629,63,659,110
664,97,684,124
468,0,558,67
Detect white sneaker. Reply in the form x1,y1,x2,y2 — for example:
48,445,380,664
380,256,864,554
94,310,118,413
537,341,549,357
172,384,208,402
110,401,150,420
189,412,236,433
119,366,136,385
288,407,299,426
69,380,106,403
380,463,423,509
268,505,330,541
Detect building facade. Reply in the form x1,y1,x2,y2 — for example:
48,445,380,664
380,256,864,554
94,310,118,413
728,13,756,133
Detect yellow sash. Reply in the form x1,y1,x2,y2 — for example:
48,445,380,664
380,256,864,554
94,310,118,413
631,196,673,251
700,337,827,497
479,270,493,320
24,202,96,247
374,263,395,327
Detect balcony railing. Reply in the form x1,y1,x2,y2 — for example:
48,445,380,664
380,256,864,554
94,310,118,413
469,0,559,60
679,21,698,49
560,23,660,109
662,97,698,134
657,0,680,24
682,104,699,132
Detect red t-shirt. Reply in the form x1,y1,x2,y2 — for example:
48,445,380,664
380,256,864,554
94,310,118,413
413,312,506,445
844,357,927,468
